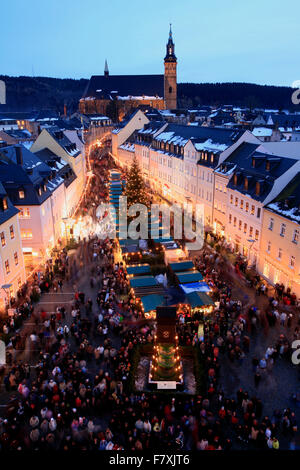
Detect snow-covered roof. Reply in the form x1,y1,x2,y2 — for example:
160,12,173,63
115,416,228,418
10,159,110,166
252,127,273,137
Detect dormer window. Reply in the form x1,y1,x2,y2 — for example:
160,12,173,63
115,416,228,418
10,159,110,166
266,160,270,171
2,197,8,211
252,157,256,168
19,190,25,199
233,173,238,186
255,181,260,196
43,184,47,192
244,177,248,190
38,187,42,196
210,153,214,163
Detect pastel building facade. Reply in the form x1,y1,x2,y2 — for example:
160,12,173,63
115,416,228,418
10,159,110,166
0,183,25,308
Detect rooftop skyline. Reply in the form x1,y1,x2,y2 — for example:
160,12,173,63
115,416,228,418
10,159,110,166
2,0,300,86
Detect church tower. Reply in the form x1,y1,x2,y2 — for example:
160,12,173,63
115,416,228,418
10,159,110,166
164,24,177,109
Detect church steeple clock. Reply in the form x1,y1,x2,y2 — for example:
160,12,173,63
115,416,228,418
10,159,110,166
164,24,177,110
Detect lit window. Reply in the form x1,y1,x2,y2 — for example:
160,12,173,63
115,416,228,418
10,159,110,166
9,225,14,239
1,232,5,247
18,278,22,288
244,223,247,234
14,252,18,265
230,195,233,204
240,199,244,209
21,230,32,239
2,197,8,211
257,208,261,218
292,229,299,244
245,202,249,212
5,260,10,274
290,256,295,268
278,248,282,260
255,229,259,240
249,226,253,238
19,190,25,199
235,197,238,207
269,218,274,231
280,223,286,237
267,241,271,253
251,205,255,215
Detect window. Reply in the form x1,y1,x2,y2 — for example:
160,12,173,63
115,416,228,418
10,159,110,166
5,260,10,274
255,229,259,240
2,197,8,210
280,223,286,237
249,226,253,237
292,229,299,244
267,241,271,253
1,232,5,247
14,252,18,265
230,195,233,204
18,190,25,199
239,220,242,231
251,205,255,215
245,202,249,213
269,218,274,231
21,230,33,239
240,199,244,210
278,248,282,260
233,217,237,227
229,214,232,224
169,86,172,94
257,208,261,218
9,225,14,239
255,181,260,196
235,197,238,207
18,278,22,288
290,256,295,268
244,223,247,234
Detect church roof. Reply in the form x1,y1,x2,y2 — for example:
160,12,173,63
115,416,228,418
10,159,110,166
82,74,164,100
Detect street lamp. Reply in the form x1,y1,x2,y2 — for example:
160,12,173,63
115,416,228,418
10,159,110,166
1,283,12,309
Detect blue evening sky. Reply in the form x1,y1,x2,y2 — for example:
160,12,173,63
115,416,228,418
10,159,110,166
1,0,299,86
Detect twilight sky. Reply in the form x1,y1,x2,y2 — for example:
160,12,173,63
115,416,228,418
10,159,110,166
2,0,299,86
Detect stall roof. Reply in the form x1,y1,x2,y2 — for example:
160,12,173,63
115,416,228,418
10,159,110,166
130,276,158,288
169,261,195,272
141,294,165,313
176,271,203,283
127,264,151,275
185,291,214,308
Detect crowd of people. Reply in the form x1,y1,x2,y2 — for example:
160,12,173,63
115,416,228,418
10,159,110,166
0,144,299,451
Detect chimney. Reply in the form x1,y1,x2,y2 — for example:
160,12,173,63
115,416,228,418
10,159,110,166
16,146,23,165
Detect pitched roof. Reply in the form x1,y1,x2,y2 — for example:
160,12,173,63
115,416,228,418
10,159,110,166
225,141,298,202
82,74,164,100
0,182,19,225
266,172,300,224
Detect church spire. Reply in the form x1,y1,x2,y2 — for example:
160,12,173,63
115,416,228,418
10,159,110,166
104,59,109,77
165,24,176,62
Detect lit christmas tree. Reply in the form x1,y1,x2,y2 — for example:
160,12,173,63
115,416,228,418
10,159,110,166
125,156,149,207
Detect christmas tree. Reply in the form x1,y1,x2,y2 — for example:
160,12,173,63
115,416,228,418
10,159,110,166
125,156,149,207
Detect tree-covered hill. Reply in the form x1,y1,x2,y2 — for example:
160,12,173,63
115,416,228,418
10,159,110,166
0,75,296,113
